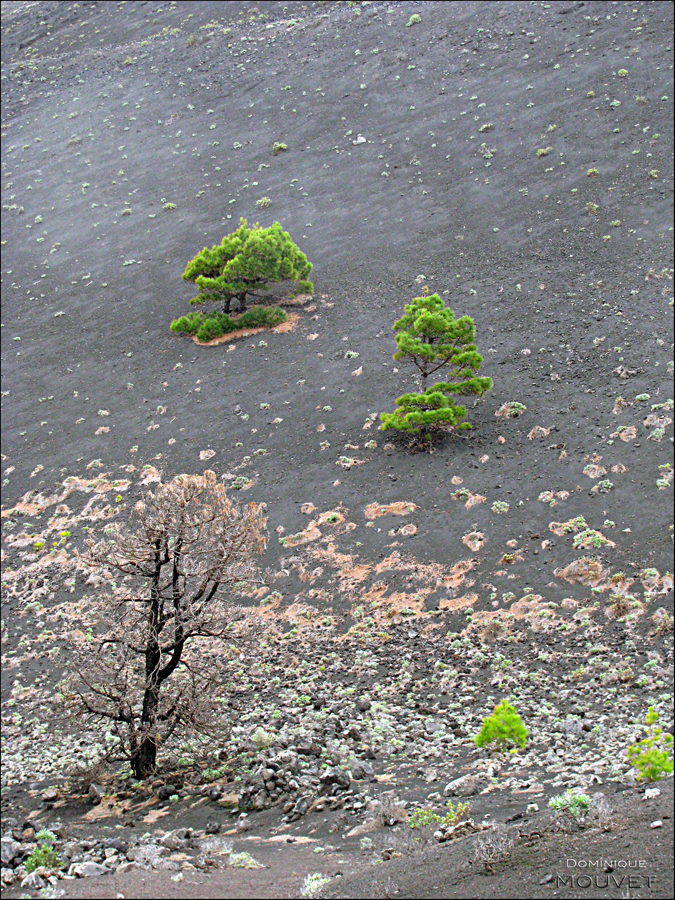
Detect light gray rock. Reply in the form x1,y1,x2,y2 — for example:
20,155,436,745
159,833,184,851
61,841,81,859
116,861,140,875
350,761,374,781
88,783,105,804
443,774,485,797
320,766,351,789
21,871,46,890
127,844,170,867
69,861,111,877
0,838,21,867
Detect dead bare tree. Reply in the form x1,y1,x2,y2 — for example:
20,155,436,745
58,471,267,779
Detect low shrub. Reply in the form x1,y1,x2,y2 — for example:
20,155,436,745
237,305,287,329
172,307,287,342
409,799,469,831
548,790,592,829
24,830,62,873
195,316,225,342
170,311,205,335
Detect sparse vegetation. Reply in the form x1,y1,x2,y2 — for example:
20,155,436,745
1,3,673,889
171,305,287,342
24,829,62,873
409,798,470,830
548,789,592,828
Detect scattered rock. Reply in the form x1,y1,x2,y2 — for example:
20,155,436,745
158,784,176,801
69,861,111,877
21,871,46,890
0,838,22,867
88,783,105,804
443,774,486,797
434,818,488,843
350,761,375,781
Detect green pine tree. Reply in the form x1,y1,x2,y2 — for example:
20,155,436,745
181,218,313,314
380,291,492,442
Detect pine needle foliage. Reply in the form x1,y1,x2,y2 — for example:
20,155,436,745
181,217,313,314
627,707,674,782
380,292,492,440
171,306,287,343
475,699,528,751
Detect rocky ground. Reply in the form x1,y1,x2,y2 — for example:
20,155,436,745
1,0,673,897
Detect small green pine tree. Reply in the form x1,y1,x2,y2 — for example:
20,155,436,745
380,292,492,442
475,700,528,751
181,218,313,314
627,707,674,782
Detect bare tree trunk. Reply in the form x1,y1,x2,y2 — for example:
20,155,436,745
134,732,157,778
223,297,231,314
237,292,247,313
134,680,159,778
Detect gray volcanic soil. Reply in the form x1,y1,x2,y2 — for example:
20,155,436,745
1,1,673,898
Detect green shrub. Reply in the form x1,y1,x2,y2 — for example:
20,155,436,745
548,789,592,823
475,700,527,751
173,307,287,342
627,707,674,782
196,316,224,342
170,311,205,335
24,830,62,873
409,798,470,830
237,305,287,329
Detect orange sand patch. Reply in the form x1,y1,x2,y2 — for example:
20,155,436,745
316,509,347,526
138,466,162,485
378,590,428,617
499,550,524,565
611,425,637,441
439,591,478,612
549,518,585,537
555,557,606,587
643,413,672,429
1,476,130,520
462,532,485,552
465,492,487,509
583,464,607,478
363,501,417,520
388,523,417,537
612,397,633,415
507,593,546,619
439,558,476,592
283,523,322,548
338,563,371,587
640,570,673,595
